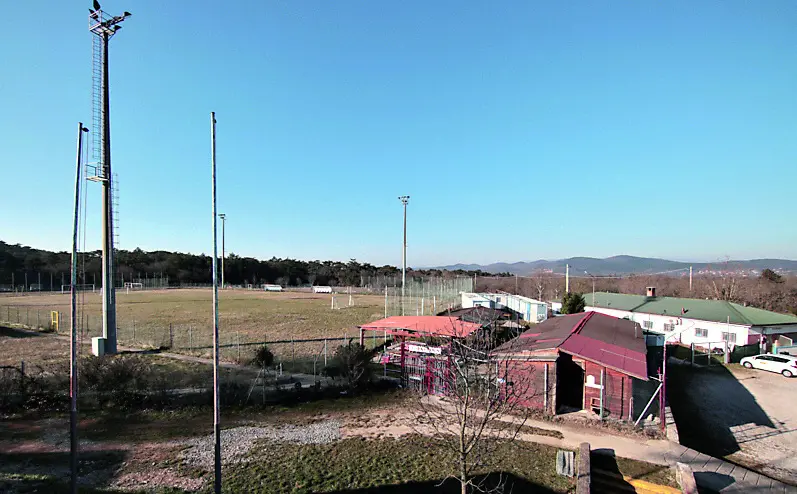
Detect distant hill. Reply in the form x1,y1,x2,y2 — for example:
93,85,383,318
432,255,797,276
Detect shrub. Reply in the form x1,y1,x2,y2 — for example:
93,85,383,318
329,343,374,392
251,344,274,369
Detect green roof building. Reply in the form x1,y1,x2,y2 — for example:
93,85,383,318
584,288,797,349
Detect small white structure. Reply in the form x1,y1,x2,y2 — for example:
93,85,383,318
460,292,548,322
263,284,283,292
92,337,106,357
312,286,333,294
585,287,797,350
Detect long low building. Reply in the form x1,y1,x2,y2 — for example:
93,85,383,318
461,292,548,322
585,287,797,350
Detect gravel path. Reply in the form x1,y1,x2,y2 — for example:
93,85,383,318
180,421,340,469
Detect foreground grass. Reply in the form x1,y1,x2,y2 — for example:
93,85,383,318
221,435,575,494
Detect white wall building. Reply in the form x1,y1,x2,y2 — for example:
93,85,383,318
461,292,548,322
584,287,797,350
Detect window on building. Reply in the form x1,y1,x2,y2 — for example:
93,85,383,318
695,328,709,338
663,323,675,332
643,320,653,330
722,332,736,343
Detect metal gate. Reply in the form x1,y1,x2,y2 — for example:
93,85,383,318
403,355,451,396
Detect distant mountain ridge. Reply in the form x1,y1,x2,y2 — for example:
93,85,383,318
432,255,797,276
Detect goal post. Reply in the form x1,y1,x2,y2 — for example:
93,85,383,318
61,284,96,294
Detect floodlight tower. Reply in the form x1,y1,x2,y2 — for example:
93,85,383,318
398,196,410,315
88,2,130,354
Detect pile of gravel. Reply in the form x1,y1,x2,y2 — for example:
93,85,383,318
180,421,340,469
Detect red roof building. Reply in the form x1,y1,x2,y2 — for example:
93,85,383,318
493,312,651,422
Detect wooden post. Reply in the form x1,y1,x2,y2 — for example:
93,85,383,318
169,323,174,349
599,368,605,421
544,363,549,414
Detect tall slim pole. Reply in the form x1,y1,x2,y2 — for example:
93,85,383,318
210,112,222,494
689,266,693,292
218,214,226,289
399,196,409,315
70,123,88,494
565,264,570,293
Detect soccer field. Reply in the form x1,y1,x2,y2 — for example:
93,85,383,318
0,289,385,363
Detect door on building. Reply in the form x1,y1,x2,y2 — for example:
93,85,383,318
556,353,584,413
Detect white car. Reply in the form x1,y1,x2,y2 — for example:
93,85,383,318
740,354,797,378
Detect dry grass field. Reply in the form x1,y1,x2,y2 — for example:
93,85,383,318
0,289,385,364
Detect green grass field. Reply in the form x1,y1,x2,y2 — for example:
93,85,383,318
0,289,385,363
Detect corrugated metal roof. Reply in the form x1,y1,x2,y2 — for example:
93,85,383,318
359,316,483,338
493,312,648,380
586,292,797,326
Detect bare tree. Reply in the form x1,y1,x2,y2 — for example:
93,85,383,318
409,317,538,494
530,270,551,301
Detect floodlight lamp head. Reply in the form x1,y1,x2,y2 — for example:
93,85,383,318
123,11,132,17
82,127,89,132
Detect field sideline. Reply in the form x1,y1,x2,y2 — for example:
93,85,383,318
0,289,385,363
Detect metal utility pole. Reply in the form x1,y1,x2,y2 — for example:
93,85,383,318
218,214,226,289
565,264,570,293
585,271,595,306
398,196,409,315
88,3,131,355
210,112,222,494
70,123,89,494
689,265,693,292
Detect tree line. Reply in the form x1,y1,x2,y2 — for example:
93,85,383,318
0,241,499,289
477,269,797,316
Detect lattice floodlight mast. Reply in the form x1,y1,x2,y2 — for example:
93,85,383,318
88,3,130,354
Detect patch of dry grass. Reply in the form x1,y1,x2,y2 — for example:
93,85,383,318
0,289,384,362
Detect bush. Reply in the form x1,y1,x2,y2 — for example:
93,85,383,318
80,355,149,409
561,292,586,314
328,343,374,392
251,344,274,369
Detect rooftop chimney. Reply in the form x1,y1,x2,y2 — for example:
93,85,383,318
646,287,656,298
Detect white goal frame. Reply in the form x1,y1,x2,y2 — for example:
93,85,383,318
61,284,96,294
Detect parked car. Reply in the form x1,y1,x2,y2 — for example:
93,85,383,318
740,354,797,377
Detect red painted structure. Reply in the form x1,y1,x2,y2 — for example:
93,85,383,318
359,316,482,395
493,312,649,421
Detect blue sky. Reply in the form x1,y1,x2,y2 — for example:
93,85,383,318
1,1,796,267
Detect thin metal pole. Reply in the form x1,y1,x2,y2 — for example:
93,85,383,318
399,196,409,315
210,111,222,494
70,122,87,494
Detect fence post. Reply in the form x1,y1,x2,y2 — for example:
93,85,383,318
133,319,136,343
237,331,241,363
324,338,328,367
37,309,40,329
169,323,174,349
291,337,295,372
189,325,193,351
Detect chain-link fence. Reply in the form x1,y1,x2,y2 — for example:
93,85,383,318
384,276,473,317
0,303,391,378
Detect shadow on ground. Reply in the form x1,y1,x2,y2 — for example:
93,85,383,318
0,326,42,338
328,472,564,493
667,360,774,458
0,449,128,494
590,448,635,494
693,471,735,494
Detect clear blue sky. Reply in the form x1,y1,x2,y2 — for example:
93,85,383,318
1,1,796,267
